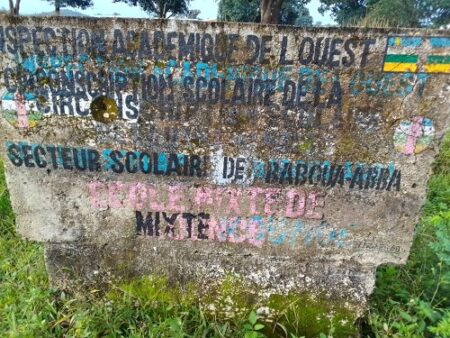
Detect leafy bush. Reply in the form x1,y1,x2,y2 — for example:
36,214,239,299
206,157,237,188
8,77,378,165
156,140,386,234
369,133,450,337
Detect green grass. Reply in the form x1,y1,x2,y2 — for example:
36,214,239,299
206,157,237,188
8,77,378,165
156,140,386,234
1,134,450,337
369,134,450,337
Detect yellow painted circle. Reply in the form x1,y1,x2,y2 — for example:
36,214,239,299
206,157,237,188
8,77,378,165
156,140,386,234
90,96,118,123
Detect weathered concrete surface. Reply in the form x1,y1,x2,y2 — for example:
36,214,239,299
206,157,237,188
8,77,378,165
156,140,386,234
0,15,449,314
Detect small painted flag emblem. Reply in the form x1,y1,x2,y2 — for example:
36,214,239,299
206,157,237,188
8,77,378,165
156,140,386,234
383,36,450,74
393,117,434,155
0,91,43,128
425,55,450,73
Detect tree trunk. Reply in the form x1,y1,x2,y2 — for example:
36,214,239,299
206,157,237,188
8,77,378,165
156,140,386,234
161,2,167,19
9,0,14,15
9,0,20,15
260,0,284,24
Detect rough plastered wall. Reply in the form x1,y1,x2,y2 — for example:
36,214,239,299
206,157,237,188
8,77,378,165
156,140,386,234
0,15,449,313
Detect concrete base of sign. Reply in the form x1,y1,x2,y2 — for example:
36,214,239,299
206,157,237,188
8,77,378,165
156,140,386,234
44,240,375,313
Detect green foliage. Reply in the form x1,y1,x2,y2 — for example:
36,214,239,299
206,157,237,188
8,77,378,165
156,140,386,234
430,311,450,336
279,0,313,26
319,0,450,27
217,0,260,22
242,311,265,338
318,0,368,26
217,0,313,26
45,0,94,11
0,160,15,239
0,238,53,337
369,133,450,337
114,0,190,18
364,0,420,27
417,0,450,27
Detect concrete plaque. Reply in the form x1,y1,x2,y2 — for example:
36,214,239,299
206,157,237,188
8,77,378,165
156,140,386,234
1,16,449,311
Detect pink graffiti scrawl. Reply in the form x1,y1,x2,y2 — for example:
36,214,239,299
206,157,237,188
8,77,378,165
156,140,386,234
404,117,423,155
14,92,29,129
